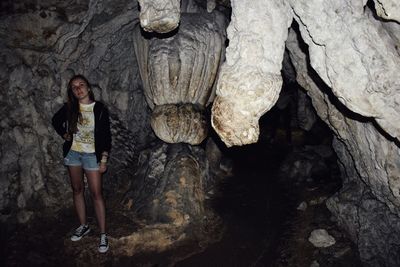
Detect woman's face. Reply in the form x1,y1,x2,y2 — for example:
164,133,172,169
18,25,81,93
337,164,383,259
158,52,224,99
71,78,90,102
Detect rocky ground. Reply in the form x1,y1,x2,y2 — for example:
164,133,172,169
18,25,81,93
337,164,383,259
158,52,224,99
273,163,362,267
2,128,362,267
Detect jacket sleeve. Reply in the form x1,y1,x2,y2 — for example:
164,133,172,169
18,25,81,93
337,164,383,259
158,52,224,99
51,104,68,138
102,106,112,153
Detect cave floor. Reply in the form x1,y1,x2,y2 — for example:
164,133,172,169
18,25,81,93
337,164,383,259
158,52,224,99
3,140,362,267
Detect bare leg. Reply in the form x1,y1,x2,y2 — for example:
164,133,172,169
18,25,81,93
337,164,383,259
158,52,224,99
68,166,86,225
85,170,106,233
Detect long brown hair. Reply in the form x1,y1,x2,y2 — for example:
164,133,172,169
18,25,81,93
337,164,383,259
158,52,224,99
67,74,95,133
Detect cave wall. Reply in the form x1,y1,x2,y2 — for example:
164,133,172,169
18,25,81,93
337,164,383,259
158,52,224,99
0,0,153,223
287,26,400,266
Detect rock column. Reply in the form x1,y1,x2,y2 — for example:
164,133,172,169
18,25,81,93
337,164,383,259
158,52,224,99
134,11,226,145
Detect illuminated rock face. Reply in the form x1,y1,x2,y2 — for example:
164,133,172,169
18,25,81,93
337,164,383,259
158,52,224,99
287,0,400,142
151,104,207,144
212,68,282,146
372,0,400,22
138,0,181,33
211,0,293,147
134,11,226,145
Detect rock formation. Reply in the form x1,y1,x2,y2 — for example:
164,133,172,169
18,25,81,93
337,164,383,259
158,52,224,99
133,10,226,145
122,143,210,226
138,0,180,33
211,0,292,146
125,3,227,243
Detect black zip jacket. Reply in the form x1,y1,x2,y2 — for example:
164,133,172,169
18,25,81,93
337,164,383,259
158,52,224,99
51,101,112,163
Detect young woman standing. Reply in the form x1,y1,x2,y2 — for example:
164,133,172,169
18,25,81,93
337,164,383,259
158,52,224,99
52,74,111,253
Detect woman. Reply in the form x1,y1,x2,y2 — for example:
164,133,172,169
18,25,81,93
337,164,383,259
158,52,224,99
52,74,111,253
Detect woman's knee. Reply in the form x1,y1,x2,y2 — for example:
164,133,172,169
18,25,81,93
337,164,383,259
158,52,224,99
71,185,84,195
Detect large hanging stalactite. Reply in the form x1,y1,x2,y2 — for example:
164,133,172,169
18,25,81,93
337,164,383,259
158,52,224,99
211,0,293,147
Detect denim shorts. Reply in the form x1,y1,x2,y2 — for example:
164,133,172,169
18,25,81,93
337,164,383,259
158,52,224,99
64,150,99,171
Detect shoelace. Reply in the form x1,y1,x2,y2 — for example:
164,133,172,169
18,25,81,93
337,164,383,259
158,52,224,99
100,235,108,246
74,225,87,236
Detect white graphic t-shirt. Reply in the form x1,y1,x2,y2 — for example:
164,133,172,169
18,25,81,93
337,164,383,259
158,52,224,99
71,102,95,153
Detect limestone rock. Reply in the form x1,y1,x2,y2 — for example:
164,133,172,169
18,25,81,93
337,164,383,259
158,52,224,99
327,181,400,267
211,0,292,146
297,201,308,211
138,0,180,33
308,229,336,248
372,0,400,22
286,24,400,266
151,104,207,145
279,146,331,184
297,89,317,131
288,0,400,141
212,67,282,146
122,143,210,225
133,12,226,108
134,11,226,144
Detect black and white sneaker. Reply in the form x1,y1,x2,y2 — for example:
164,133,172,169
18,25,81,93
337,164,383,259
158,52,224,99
98,233,109,253
70,224,90,241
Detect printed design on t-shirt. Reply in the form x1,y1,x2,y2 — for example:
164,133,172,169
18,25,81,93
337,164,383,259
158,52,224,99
71,103,95,153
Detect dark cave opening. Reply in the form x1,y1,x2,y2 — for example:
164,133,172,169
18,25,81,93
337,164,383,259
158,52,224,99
174,22,364,264
173,75,363,266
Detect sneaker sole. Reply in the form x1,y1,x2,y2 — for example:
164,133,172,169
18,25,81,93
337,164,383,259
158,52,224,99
71,228,91,241
98,245,109,253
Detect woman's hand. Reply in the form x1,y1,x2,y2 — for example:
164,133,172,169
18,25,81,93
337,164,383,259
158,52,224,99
99,162,107,173
63,133,71,141
99,152,109,173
